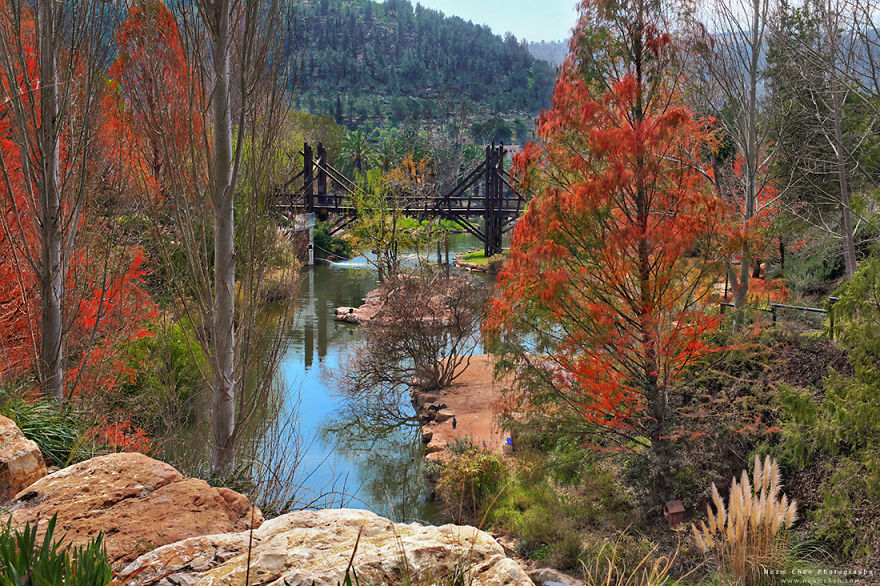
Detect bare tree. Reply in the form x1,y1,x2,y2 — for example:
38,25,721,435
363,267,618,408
0,1,121,401
695,0,777,308
767,0,876,278
113,0,298,470
331,272,486,421
180,0,298,470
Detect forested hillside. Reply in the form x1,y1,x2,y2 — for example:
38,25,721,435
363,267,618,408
295,0,556,126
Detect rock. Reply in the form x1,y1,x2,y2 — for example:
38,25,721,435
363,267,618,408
121,508,534,586
334,306,360,323
412,392,439,410
334,288,387,325
435,408,455,423
4,453,262,565
421,429,434,443
528,567,586,586
493,533,518,557
425,439,445,455
0,415,47,502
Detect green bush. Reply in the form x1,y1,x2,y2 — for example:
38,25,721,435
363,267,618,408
0,516,115,585
486,254,505,273
775,251,880,560
313,222,353,260
0,392,93,467
116,319,206,435
435,447,509,524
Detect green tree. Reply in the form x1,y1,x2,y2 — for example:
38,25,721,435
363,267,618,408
339,128,375,176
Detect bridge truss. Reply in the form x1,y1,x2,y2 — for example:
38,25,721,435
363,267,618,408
278,142,530,257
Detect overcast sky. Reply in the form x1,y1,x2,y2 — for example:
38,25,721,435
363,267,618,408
412,0,578,43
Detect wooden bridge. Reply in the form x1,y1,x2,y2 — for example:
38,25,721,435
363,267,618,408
277,142,530,256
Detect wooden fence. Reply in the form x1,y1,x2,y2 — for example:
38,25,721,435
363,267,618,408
720,297,840,338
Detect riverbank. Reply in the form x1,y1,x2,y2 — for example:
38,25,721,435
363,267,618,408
412,354,511,463
0,418,537,585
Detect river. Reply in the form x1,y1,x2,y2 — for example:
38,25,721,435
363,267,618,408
275,233,485,524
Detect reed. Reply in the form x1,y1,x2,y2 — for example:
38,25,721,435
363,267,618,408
692,455,797,584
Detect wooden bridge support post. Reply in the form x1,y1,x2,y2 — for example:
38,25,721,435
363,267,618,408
484,144,504,257
316,142,327,201
303,142,314,213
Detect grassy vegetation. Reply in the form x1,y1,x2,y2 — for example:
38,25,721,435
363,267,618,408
457,250,508,272
427,324,873,583
0,391,96,468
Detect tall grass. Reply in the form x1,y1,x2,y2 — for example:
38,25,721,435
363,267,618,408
581,536,677,586
0,391,94,467
692,455,797,584
0,515,116,585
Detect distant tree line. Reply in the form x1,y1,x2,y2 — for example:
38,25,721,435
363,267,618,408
293,0,555,125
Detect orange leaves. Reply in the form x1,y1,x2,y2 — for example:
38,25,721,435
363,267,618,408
67,248,158,397
91,421,153,454
487,0,726,439
108,0,201,202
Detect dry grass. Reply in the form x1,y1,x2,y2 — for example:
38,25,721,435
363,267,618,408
692,455,798,584
582,534,677,586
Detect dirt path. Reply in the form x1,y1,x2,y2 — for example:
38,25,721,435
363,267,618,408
415,355,512,462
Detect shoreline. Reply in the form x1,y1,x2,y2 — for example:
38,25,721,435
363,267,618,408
410,354,511,463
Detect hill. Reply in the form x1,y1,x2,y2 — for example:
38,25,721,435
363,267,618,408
294,0,556,127
527,40,569,68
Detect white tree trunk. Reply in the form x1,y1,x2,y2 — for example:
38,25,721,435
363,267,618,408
825,0,858,277
37,0,64,403
210,0,236,470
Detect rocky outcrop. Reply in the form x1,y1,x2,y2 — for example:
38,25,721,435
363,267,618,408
4,453,262,565
121,508,534,585
0,415,47,502
335,288,385,324
335,278,462,327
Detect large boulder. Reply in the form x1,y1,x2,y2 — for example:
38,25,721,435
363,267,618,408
529,567,586,586
121,508,534,585
0,415,47,501
4,452,262,565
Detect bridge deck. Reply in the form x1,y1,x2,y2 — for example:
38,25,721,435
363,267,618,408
276,195,525,216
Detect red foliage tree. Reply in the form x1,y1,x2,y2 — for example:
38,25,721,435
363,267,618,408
107,0,200,202
0,5,159,400
714,145,787,304
487,0,728,499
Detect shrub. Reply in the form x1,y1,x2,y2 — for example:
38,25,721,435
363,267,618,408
313,221,353,260
0,391,94,467
483,436,638,573
775,252,880,560
485,254,505,273
0,516,115,585
692,455,797,584
581,536,675,586
435,447,509,524
114,319,206,435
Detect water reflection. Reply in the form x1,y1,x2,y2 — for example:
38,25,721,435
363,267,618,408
279,235,482,522
322,405,440,523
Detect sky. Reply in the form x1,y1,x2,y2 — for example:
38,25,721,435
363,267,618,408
412,0,578,43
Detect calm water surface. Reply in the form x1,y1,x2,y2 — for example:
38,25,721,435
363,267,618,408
277,234,484,523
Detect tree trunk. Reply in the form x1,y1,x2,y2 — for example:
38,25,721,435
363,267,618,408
38,0,63,403
832,100,857,277
733,0,763,316
779,238,785,271
826,3,858,278
211,0,236,471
